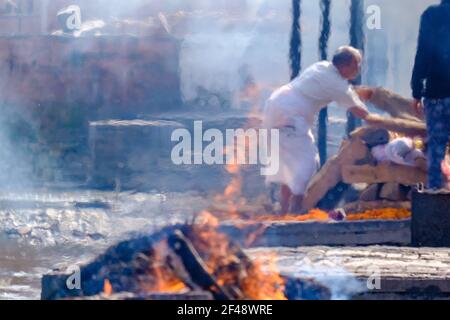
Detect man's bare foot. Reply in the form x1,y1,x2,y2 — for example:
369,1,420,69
280,184,292,214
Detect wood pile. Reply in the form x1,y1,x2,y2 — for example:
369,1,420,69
41,221,330,300
302,88,429,212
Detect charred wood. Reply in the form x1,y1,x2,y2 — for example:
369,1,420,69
168,230,233,300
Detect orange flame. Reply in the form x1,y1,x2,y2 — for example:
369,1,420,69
347,208,411,221
142,241,188,294
241,254,286,300
103,279,113,296
201,94,287,300
254,209,330,222
190,211,287,300
214,145,247,219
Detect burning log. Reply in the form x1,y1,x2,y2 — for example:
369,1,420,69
168,230,233,300
42,217,291,301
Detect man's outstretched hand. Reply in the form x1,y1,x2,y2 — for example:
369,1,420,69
349,106,370,120
354,86,374,101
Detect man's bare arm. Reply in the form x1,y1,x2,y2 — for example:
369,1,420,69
348,106,370,120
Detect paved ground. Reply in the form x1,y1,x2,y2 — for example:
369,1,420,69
247,246,450,299
249,246,450,279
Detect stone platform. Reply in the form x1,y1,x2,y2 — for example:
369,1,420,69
248,246,450,300
221,219,412,247
88,113,265,195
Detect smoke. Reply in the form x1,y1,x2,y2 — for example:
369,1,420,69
309,269,366,300
178,1,289,109
176,0,440,111
364,0,440,95
44,1,443,109
287,252,366,300
0,0,442,188
0,112,34,190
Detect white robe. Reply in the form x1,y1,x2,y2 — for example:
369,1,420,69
263,61,365,195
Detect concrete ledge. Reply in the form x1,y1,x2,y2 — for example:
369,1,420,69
221,219,412,247
87,115,266,195
248,246,450,300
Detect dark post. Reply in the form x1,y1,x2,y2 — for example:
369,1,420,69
412,189,450,247
347,0,365,135
318,0,331,166
290,0,302,80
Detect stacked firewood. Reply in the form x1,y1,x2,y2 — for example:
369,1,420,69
302,87,430,213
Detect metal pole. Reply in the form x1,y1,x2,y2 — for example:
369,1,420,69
318,0,331,166
347,0,365,136
289,0,302,80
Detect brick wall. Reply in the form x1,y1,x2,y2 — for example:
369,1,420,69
0,1,183,117
45,0,161,32
0,34,182,116
0,0,164,35
0,1,183,184
0,0,43,35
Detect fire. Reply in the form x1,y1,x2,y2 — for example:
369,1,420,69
244,224,268,247
239,82,262,102
254,209,330,222
250,208,410,223
143,241,188,294
196,210,221,228
103,279,113,296
241,255,286,300
237,81,274,110
186,91,414,300
137,209,287,300
191,211,237,274
190,211,287,300
216,145,248,219
223,173,243,201
347,208,411,221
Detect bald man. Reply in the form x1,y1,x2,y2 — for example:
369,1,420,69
263,46,370,214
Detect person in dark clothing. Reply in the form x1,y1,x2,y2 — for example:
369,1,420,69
411,0,450,189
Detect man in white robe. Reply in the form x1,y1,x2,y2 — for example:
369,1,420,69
263,46,370,213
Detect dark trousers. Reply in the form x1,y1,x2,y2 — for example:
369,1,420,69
424,98,450,189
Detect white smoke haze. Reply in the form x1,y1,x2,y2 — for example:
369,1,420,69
0,0,440,189
0,0,444,300
173,0,440,108
0,0,441,187
364,0,439,94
